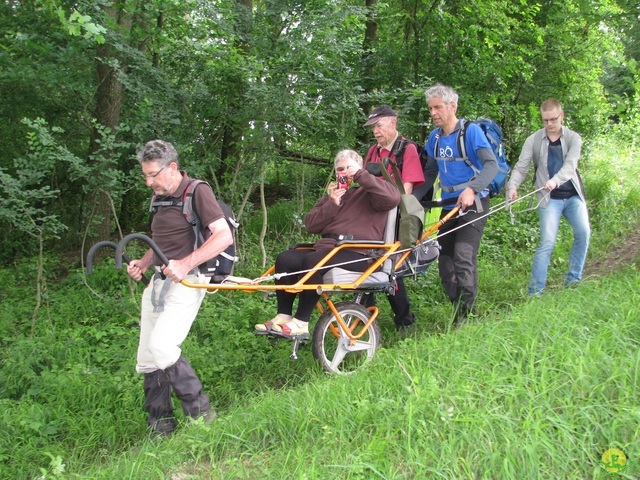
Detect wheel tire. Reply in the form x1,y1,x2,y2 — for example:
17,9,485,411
311,302,381,375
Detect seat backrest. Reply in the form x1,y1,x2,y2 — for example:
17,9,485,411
384,207,398,244
380,207,398,274
321,207,399,286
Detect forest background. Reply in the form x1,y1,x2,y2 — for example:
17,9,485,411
1,0,639,478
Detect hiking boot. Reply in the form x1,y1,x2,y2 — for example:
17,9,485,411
397,322,417,336
149,417,178,439
165,356,211,419
198,408,218,424
395,311,416,332
453,306,477,327
143,370,176,437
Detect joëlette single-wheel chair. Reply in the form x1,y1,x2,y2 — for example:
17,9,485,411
86,204,459,375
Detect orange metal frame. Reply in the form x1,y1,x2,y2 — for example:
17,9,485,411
175,206,460,345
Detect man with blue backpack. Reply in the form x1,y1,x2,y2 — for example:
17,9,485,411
418,84,499,325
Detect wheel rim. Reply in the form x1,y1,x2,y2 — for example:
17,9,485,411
312,303,380,375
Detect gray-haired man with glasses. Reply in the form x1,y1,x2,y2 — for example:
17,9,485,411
126,139,233,437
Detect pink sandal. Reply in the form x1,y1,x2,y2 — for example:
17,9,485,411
271,319,309,339
254,315,290,335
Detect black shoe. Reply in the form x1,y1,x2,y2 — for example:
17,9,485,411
397,322,417,335
453,307,477,327
395,314,417,333
199,409,218,424
149,417,177,439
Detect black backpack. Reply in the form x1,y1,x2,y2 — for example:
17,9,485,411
149,179,238,282
365,136,429,172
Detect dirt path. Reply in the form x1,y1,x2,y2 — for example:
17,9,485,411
583,229,640,276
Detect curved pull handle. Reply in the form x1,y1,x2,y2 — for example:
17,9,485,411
87,239,150,285
86,241,118,276
115,233,169,272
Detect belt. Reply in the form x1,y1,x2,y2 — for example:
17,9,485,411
322,233,354,241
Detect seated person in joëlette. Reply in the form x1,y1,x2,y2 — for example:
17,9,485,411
254,149,401,338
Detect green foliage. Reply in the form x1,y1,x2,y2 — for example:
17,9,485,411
54,268,640,479
0,0,640,476
1,127,639,478
56,7,107,44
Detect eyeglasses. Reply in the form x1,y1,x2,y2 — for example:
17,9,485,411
542,115,562,124
140,166,166,179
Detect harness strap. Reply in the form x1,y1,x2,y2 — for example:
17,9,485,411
441,179,474,193
322,233,355,241
150,272,173,312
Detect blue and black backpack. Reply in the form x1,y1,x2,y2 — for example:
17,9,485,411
440,118,510,197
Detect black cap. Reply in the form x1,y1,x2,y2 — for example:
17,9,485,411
363,105,397,126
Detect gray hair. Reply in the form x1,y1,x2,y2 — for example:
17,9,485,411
137,140,179,167
425,84,459,105
333,149,363,168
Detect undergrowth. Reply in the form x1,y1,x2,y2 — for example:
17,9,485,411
0,132,638,478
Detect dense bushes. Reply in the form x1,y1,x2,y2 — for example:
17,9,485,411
1,130,639,478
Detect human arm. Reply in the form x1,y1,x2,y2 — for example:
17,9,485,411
466,147,498,194
357,167,401,211
162,217,233,282
411,147,438,201
305,167,400,234
397,142,425,194
507,132,536,198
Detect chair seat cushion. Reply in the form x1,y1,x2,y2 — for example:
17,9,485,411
322,268,390,286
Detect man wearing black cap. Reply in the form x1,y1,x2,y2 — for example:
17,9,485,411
363,105,425,330
363,105,425,194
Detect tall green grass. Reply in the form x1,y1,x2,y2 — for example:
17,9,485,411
77,268,640,479
0,130,638,478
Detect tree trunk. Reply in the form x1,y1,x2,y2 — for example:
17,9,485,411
358,0,378,146
86,4,130,244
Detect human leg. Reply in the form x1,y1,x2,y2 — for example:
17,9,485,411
272,249,370,335
164,356,212,420
529,199,563,295
254,249,302,332
437,212,459,302
259,248,317,335
143,369,176,437
136,274,211,428
562,195,591,286
449,202,488,321
274,248,306,315
386,277,416,328
136,275,207,372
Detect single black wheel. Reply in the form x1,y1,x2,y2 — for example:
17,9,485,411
311,302,381,374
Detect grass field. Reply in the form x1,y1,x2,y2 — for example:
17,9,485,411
1,129,639,479
81,265,640,479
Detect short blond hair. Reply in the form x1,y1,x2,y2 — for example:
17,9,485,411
541,98,563,113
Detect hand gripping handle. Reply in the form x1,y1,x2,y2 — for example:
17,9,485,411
115,233,169,284
86,239,151,285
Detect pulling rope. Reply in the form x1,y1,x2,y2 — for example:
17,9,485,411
434,187,547,241
236,188,547,285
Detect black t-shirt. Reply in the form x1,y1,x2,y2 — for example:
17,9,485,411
547,138,578,199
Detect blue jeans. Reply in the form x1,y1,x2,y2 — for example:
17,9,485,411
529,196,590,295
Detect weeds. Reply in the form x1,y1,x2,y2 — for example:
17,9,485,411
0,132,639,478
